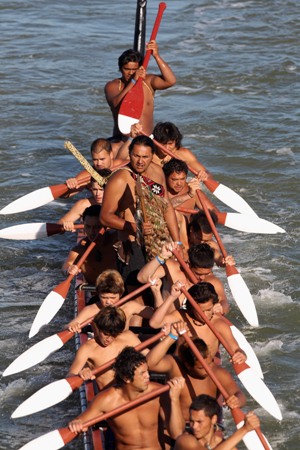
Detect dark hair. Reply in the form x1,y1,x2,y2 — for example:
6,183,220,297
190,394,222,419
113,347,146,385
129,135,155,153
118,49,143,71
162,158,188,177
186,282,218,317
94,306,126,337
90,138,112,154
188,243,215,269
178,338,209,368
96,269,125,296
153,122,183,149
188,210,217,235
82,204,101,221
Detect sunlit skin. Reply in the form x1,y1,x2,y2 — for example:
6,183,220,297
121,62,140,83
95,330,116,348
99,293,120,307
191,267,214,283
167,172,188,195
130,144,153,174
189,409,217,443
83,216,102,241
92,149,113,170
190,299,215,325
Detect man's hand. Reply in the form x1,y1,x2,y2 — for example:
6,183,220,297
78,367,96,381
170,281,185,300
243,411,260,432
65,178,80,190
225,394,241,410
167,376,185,401
68,419,87,434
67,321,82,333
146,40,159,58
230,348,247,365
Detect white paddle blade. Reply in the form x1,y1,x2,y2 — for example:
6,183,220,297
238,367,282,421
18,430,64,450
227,273,259,327
0,187,54,215
29,292,65,339
12,379,73,418
118,114,139,135
0,223,48,240
3,335,64,377
212,183,258,216
230,325,263,379
224,213,286,234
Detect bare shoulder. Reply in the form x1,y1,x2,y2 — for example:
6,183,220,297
175,432,200,449
104,78,120,93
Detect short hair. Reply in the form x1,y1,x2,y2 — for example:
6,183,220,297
178,337,209,368
82,204,101,221
96,269,125,296
188,243,215,269
94,306,126,337
118,49,143,71
162,158,188,178
129,135,155,154
90,138,112,154
190,394,222,419
113,347,147,385
186,282,218,317
188,210,217,235
153,122,183,149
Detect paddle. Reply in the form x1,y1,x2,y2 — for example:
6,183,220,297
196,189,259,327
118,2,167,134
179,285,282,420
181,331,272,450
133,0,147,57
0,175,91,215
6,282,153,379
29,228,105,339
0,223,84,240
172,247,263,378
175,206,285,234
18,384,170,450
12,330,165,419
141,131,260,218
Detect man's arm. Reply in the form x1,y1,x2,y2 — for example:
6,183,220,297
57,199,90,230
216,318,247,365
216,366,247,409
66,343,91,378
65,303,100,333
105,79,134,110
147,40,176,90
61,249,80,276
164,378,186,439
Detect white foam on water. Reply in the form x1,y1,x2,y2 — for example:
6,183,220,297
256,288,293,306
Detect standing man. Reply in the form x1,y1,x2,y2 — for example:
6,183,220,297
105,42,176,149
68,347,186,449
100,135,180,285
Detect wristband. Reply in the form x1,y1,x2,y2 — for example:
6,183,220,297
176,241,183,245
156,255,165,265
131,78,136,84
127,137,133,142
168,333,178,341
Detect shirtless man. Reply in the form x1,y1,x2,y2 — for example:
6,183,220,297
64,138,126,196
147,321,246,421
100,135,180,282
138,242,232,315
148,282,246,367
105,42,176,150
66,269,154,331
175,395,260,450
68,347,186,450
67,306,144,389
57,174,110,231
61,205,118,285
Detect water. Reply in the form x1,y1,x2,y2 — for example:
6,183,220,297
0,0,299,448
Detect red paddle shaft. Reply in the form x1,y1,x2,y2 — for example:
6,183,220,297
142,3,167,70
59,384,170,445
182,333,269,450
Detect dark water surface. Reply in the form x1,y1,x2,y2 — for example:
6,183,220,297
0,1,299,449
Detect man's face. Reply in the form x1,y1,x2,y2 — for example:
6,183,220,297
165,140,177,152
185,355,212,380
99,293,120,307
131,362,150,392
92,150,113,170
189,409,214,441
90,183,104,204
130,144,153,174
121,62,139,82
192,299,214,324
191,267,213,283
96,330,115,347
83,215,101,241
167,171,187,195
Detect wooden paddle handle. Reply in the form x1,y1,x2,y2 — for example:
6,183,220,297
142,2,167,69
64,141,107,187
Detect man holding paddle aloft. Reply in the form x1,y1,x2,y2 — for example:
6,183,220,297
105,40,176,151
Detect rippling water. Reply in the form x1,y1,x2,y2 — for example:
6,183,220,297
0,1,299,449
